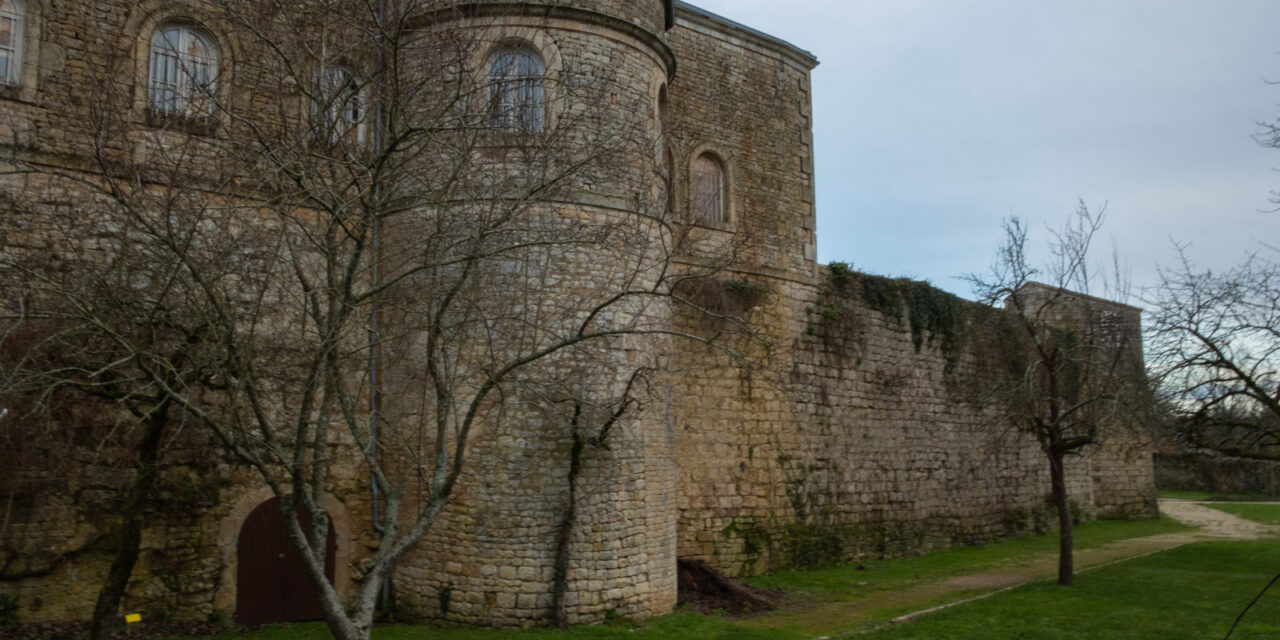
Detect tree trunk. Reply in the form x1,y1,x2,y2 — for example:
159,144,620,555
318,602,367,640
551,432,584,630
295,513,369,640
89,407,170,640
1048,449,1074,586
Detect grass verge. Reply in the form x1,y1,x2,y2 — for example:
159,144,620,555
855,541,1280,639
160,517,1192,640
744,516,1189,602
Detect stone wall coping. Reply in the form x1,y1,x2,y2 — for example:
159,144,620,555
1014,281,1143,314
419,3,677,79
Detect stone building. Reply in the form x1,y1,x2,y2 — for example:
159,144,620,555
0,0,1156,630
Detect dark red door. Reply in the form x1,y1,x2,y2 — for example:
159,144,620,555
236,497,336,626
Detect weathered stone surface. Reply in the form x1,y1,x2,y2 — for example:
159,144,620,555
0,0,1154,630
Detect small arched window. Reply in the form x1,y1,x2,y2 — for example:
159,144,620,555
0,0,24,86
657,85,669,138
665,147,677,215
691,152,727,223
149,23,218,117
316,65,366,145
486,43,545,132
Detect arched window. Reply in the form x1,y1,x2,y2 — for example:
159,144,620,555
316,65,366,145
486,43,545,132
691,152,727,223
665,147,677,215
657,84,669,138
149,23,218,117
0,0,24,86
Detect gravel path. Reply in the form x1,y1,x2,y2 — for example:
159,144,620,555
1157,499,1277,540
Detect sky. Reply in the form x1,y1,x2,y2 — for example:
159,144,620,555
690,0,1280,301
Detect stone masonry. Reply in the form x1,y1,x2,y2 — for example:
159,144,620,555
0,0,1156,629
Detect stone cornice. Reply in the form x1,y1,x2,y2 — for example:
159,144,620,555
418,3,677,80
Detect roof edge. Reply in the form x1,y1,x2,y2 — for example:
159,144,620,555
673,1,818,70
1015,281,1144,313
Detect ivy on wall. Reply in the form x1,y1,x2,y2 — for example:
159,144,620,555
811,263,968,372
678,277,770,320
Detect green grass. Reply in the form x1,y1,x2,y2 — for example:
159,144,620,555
1158,489,1220,500
162,517,1192,640
854,541,1280,639
1204,502,1280,526
744,516,1190,602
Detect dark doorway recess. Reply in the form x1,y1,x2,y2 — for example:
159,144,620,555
236,497,336,626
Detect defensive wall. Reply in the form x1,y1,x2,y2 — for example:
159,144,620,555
1156,452,1280,497
668,271,1156,577
0,0,1156,629
663,3,1153,576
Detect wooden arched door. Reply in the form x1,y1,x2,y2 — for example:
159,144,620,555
236,497,336,626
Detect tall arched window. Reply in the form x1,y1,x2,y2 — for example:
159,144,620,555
316,64,366,145
657,84,669,139
0,0,24,86
486,43,545,132
149,23,218,117
665,147,677,215
691,152,727,223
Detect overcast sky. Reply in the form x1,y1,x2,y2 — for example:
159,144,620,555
690,0,1280,301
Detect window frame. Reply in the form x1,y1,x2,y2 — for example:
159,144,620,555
147,22,220,120
690,151,729,226
485,42,546,133
314,64,368,147
0,0,23,87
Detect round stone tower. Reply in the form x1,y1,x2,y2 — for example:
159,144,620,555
388,0,679,627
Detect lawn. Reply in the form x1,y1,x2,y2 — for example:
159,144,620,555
190,536,1280,640
855,542,1280,640
157,517,1194,640
744,516,1190,602
178,537,1280,640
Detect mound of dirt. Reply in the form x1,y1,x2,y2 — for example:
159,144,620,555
677,558,781,615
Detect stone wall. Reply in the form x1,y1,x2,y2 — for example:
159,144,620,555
1156,452,1280,497
0,0,1157,630
1012,284,1157,519
661,6,1156,569
0,429,225,623
665,3,819,284
454,0,669,38
368,6,680,629
670,270,1156,577
0,388,371,625
385,209,680,628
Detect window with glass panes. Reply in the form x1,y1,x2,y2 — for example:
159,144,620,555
0,0,24,86
149,24,217,116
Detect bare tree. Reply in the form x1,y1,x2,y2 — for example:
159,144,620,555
1146,246,1280,458
0,314,189,640
1,2,748,638
967,202,1143,586
0,57,243,638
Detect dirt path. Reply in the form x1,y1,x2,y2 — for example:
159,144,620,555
741,500,1278,638
1157,500,1277,539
